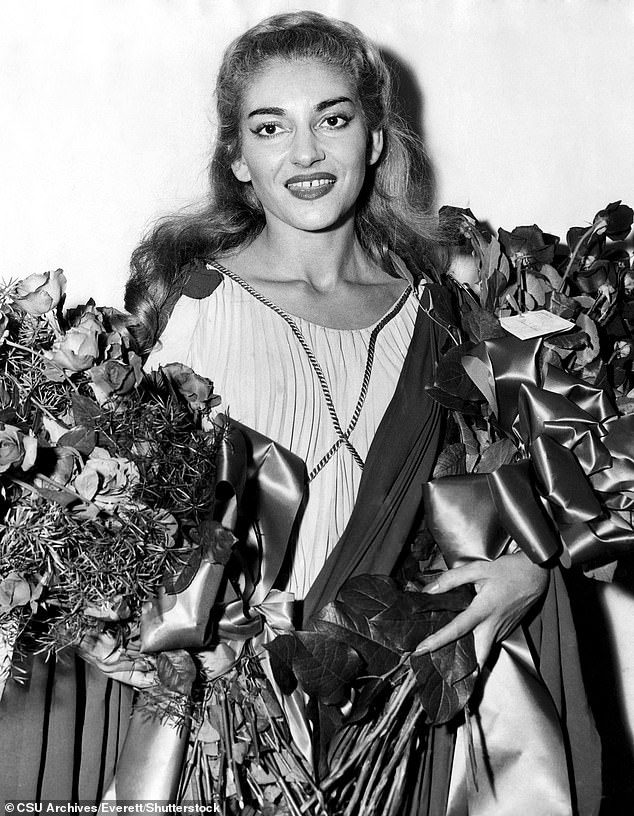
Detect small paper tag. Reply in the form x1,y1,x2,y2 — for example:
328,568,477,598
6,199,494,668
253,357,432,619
499,310,575,340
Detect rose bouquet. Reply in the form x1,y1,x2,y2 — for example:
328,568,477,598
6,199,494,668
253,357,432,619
0,269,221,696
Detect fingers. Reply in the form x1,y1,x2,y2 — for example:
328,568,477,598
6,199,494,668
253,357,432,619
78,633,156,688
416,604,485,654
422,561,486,594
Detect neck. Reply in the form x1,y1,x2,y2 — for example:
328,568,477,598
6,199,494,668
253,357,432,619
246,215,377,290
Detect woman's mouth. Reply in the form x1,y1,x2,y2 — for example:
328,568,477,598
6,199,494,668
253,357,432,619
285,173,336,200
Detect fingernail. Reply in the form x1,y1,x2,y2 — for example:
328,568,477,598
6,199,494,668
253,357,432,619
416,638,435,653
423,581,440,594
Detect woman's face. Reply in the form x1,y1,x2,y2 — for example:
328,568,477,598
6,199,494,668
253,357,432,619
231,58,383,234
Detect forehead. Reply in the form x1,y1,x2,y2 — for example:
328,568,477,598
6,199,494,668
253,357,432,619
241,58,358,112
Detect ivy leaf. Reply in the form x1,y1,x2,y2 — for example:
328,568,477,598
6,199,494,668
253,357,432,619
475,439,518,473
292,633,364,705
267,632,365,705
156,649,197,696
409,633,477,724
312,602,402,675
369,588,473,653
546,291,581,321
337,574,401,619
462,303,506,343
265,634,299,695
432,443,466,479
425,386,483,415
434,344,484,402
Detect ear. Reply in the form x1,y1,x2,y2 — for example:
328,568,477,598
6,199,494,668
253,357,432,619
231,156,252,183
367,129,384,166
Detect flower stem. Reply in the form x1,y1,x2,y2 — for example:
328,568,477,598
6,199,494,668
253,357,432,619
4,339,79,392
557,222,602,293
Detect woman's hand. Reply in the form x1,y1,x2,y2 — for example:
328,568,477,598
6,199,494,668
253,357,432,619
417,551,549,665
77,632,157,688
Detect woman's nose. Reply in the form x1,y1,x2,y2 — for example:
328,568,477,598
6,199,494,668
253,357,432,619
289,127,325,167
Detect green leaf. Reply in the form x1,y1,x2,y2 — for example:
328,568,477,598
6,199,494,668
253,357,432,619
265,634,299,695
546,330,588,351
475,439,518,473
346,677,391,724
30,484,78,508
434,344,484,402
312,603,402,675
156,649,197,696
368,588,474,653
462,305,506,343
268,632,363,705
432,443,466,479
546,290,581,320
58,425,96,456
337,574,401,619
71,393,101,427
410,632,477,724
162,546,202,595
425,386,483,415
425,283,459,329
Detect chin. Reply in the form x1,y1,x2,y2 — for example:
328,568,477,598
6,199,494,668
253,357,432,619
285,202,356,234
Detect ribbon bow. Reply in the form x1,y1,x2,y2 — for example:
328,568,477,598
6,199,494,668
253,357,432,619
424,336,634,568
140,416,305,652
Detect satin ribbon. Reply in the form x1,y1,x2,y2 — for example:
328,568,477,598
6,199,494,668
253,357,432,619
105,418,307,801
423,486,573,815
428,337,634,568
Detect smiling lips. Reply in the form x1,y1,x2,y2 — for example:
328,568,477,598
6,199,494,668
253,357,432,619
285,172,336,200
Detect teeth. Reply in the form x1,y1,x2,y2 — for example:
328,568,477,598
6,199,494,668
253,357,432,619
289,179,335,189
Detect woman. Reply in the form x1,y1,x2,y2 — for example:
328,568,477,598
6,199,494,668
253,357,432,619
130,10,546,660
119,11,601,814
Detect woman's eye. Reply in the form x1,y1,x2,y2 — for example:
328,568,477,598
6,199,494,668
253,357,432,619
254,122,283,137
322,114,349,129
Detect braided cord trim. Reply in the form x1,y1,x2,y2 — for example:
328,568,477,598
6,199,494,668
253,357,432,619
207,261,411,481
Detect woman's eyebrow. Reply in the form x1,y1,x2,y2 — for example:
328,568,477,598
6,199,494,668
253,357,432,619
247,96,354,118
247,106,286,118
315,96,353,111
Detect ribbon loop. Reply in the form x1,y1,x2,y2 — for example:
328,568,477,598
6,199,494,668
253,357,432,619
427,336,634,569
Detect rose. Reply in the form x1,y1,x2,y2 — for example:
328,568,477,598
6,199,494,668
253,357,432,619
73,447,140,504
12,269,66,315
89,353,143,404
498,225,558,267
193,519,237,565
161,362,220,410
0,310,9,345
44,328,100,373
83,593,132,621
0,423,38,473
594,201,634,241
0,572,33,613
44,311,103,373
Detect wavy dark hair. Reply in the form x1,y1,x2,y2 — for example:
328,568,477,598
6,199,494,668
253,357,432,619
126,10,444,354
